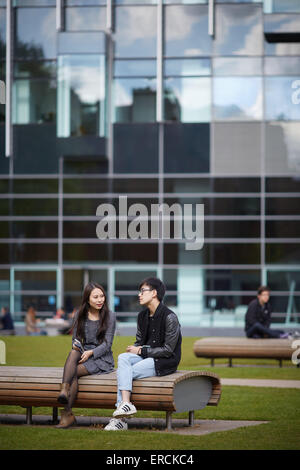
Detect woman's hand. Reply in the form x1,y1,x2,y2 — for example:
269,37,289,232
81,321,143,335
126,345,141,355
78,350,94,364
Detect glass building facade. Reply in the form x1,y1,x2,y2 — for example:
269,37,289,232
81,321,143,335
0,0,300,328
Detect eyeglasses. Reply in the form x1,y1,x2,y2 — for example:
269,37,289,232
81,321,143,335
138,288,153,295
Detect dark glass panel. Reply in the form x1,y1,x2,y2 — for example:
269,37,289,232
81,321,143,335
64,269,84,292
62,157,108,175
113,243,158,262
65,6,106,31
13,198,58,216
13,79,56,124
113,178,159,193
164,197,260,216
87,270,107,290
113,124,159,173
115,270,157,290
164,123,209,173
266,177,300,192
64,221,99,238
205,220,260,238
266,244,300,264
267,270,300,291
115,6,157,58
12,243,58,263
164,177,260,193
63,243,108,262
15,8,56,60
266,221,300,238
114,60,156,77
266,198,300,215
265,123,300,174
63,178,109,193
214,4,263,56
14,61,56,78
164,5,211,57
114,295,140,315
13,179,58,193
12,221,58,238
0,222,9,237
64,198,104,216
0,8,6,59
0,269,10,290
14,270,56,290
164,243,261,264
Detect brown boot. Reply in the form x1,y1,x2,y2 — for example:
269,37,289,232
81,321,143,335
57,383,70,404
56,409,76,429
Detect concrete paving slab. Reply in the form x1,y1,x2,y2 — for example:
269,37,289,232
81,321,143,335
221,378,300,388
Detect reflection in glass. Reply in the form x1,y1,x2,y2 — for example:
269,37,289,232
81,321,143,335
266,197,300,216
267,270,300,291
16,8,56,59
165,58,210,77
264,0,300,14
164,5,211,57
266,221,300,238
65,6,106,31
114,78,156,123
14,61,56,78
57,55,105,136
214,4,263,56
0,270,9,291
13,221,58,238
114,60,156,77
164,243,260,264
266,177,300,193
115,6,157,57
213,57,262,76
213,77,262,120
265,41,300,56
13,79,56,124
265,78,300,121
264,57,300,76
164,77,210,122
115,270,157,290
266,244,300,264
164,177,260,193
14,271,56,291
0,8,5,59
265,123,300,174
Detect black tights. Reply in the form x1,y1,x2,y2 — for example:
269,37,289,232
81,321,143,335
62,349,89,411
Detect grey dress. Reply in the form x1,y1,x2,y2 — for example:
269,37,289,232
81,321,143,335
72,310,116,375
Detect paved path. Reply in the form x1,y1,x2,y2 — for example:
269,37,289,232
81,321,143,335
221,378,300,388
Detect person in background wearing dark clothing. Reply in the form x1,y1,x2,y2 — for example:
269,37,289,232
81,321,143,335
245,286,289,339
0,307,15,334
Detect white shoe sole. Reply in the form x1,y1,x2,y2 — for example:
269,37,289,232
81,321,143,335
113,410,136,418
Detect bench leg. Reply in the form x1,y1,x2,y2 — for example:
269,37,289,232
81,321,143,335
26,407,32,425
166,411,172,431
279,359,282,368
228,358,232,367
52,407,58,425
211,358,214,367
188,411,194,427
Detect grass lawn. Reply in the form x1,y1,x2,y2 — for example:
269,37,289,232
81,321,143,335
0,335,299,450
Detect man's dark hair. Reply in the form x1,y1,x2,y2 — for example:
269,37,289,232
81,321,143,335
257,285,270,295
138,277,166,302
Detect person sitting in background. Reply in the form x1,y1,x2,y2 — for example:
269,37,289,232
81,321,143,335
0,306,15,334
25,306,47,336
245,286,289,339
54,307,66,320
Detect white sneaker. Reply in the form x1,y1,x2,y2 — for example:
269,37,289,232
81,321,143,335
113,401,137,418
104,418,128,431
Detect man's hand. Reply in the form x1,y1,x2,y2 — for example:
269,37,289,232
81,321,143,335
78,350,94,363
126,345,141,355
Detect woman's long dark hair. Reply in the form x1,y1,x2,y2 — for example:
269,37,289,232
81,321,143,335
72,282,109,346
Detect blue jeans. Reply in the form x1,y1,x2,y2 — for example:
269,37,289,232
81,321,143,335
116,352,156,406
246,322,284,339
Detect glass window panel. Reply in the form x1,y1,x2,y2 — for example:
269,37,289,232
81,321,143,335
63,243,108,262
63,158,108,175
14,61,56,78
213,57,262,76
115,6,157,58
114,124,159,173
113,244,158,262
113,178,159,193
58,32,105,54
64,198,105,215
266,244,300,264
13,198,58,216
164,197,260,215
267,270,300,291
164,177,260,192
114,60,156,77
13,79,56,124
264,57,300,76
164,123,209,173
213,77,262,121
213,122,261,174
0,200,9,215
63,178,109,193
265,78,300,121
117,0,157,3
164,77,211,122
12,221,58,238
0,8,6,59
115,270,157,291
57,55,105,137
265,41,300,56
114,78,156,123
164,58,211,77
214,4,263,56
266,198,300,216
64,269,84,293
14,270,56,291
65,6,106,31
66,1,106,5
87,270,107,290
264,1,300,14
16,8,56,59
15,1,56,5
0,222,9,237
164,5,211,57
64,221,101,238
12,244,58,263
164,243,261,264
205,220,260,238
14,295,56,315
13,179,58,193
0,270,9,291
266,177,300,192
265,123,300,174
266,221,300,238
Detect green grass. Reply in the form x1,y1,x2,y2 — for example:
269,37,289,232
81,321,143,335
0,335,299,450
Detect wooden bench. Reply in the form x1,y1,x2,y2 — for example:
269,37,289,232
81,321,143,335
0,366,221,430
193,337,297,368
